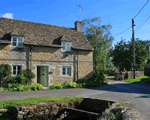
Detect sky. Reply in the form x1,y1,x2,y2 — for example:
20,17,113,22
0,0,150,46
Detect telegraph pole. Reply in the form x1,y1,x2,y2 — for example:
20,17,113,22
132,19,136,79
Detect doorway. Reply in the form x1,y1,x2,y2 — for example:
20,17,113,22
37,66,48,87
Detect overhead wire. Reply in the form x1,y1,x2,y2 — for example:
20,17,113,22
113,26,132,37
135,10,150,30
133,0,149,19
135,16,150,33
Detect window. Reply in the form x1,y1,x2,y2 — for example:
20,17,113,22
12,65,22,76
11,36,24,48
61,66,71,76
61,41,71,52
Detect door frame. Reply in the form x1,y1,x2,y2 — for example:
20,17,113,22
35,64,51,88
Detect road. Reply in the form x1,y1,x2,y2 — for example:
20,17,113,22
0,79,150,119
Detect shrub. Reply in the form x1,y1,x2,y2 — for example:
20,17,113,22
49,85,55,89
31,84,37,91
69,82,77,88
23,85,32,92
0,101,17,109
76,83,82,88
77,78,85,83
0,64,11,87
62,81,69,88
54,84,63,89
20,69,35,85
6,76,21,84
35,83,44,90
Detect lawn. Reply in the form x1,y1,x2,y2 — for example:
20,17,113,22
0,96,83,109
122,76,149,83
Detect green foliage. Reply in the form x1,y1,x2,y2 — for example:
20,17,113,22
62,81,69,88
6,76,20,84
0,101,17,109
123,75,149,83
5,83,44,92
49,84,63,89
69,82,77,88
94,69,106,83
0,64,11,87
76,83,83,88
110,39,148,71
82,17,114,70
0,97,83,109
115,103,125,107
20,69,35,85
77,78,85,83
35,83,44,90
31,84,37,91
82,17,114,83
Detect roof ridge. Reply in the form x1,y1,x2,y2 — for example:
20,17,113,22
0,17,76,31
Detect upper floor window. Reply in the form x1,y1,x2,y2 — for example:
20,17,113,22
11,36,24,48
61,41,71,52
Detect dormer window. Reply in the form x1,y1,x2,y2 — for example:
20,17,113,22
61,41,71,52
11,36,24,48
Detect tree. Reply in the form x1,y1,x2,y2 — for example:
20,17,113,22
81,17,114,82
110,38,148,71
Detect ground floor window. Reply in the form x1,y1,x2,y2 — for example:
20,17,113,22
12,65,22,76
62,66,71,76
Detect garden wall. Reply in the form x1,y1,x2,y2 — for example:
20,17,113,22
127,71,144,79
115,71,144,80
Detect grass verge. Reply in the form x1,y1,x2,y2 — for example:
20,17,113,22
122,76,149,83
0,96,83,109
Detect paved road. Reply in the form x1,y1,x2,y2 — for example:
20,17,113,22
0,80,150,120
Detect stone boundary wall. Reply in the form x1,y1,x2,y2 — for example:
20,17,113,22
115,71,144,80
127,71,144,79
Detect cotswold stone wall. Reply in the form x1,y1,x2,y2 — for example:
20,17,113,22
0,44,93,86
127,71,144,79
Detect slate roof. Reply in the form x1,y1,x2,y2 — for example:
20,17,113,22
0,17,94,50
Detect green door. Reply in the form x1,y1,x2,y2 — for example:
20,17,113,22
38,66,48,87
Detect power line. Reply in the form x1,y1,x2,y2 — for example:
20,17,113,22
135,16,150,33
133,0,149,19
136,10,150,30
113,26,132,37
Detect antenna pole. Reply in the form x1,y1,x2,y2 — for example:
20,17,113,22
78,3,83,21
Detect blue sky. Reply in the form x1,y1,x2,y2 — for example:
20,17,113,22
0,0,150,46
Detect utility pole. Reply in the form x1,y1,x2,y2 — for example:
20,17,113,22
132,19,136,79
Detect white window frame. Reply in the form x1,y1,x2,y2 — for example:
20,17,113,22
61,41,71,52
12,65,22,77
61,65,72,77
11,36,24,48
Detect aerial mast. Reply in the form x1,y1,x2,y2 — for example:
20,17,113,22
78,3,83,21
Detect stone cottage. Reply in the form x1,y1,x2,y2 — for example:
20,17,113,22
0,17,94,88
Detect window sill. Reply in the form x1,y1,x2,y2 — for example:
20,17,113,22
12,75,19,77
11,46,24,49
61,75,72,77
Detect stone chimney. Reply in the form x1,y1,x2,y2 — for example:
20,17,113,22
74,21,82,32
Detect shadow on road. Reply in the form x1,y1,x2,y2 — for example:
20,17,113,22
85,82,150,95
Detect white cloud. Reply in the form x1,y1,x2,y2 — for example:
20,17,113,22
2,13,13,19
147,25,150,27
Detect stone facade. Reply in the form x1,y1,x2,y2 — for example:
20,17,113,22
0,44,93,86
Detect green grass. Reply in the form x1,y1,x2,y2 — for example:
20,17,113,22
0,96,83,109
115,103,125,107
122,76,149,83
